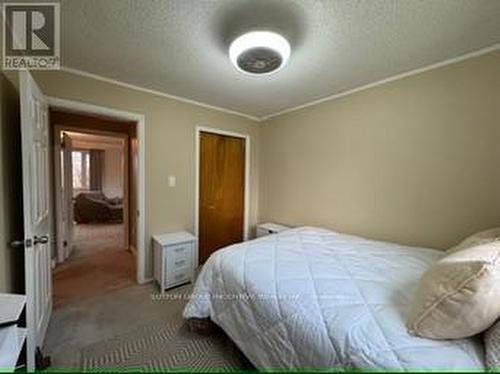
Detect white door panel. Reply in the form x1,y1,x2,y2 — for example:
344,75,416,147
20,70,52,371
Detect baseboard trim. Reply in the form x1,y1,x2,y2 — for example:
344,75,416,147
140,277,154,284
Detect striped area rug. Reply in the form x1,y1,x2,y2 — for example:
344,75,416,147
81,319,251,371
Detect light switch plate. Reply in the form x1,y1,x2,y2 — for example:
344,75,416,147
168,175,176,187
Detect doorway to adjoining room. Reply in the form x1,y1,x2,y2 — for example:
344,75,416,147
51,111,138,308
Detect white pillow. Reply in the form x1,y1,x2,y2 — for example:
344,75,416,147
447,227,500,254
407,242,500,339
485,319,500,370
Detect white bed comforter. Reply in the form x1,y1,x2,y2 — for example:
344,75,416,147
183,227,484,370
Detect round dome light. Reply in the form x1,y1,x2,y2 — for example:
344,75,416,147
229,31,291,75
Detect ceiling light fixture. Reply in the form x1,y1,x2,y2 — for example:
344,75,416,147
229,31,291,75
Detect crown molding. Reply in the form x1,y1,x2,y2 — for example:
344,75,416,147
60,66,261,122
259,43,500,121
60,42,499,123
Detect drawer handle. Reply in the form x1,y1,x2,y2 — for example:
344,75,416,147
174,247,185,253
174,259,186,267
174,273,185,280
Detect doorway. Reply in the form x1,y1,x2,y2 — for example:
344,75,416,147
50,110,138,307
195,127,250,264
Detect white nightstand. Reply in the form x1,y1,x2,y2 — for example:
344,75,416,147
256,223,290,237
153,231,196,292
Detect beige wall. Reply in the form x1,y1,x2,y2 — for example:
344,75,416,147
260,51,500,250
0,72,24,293
6,70,260,280
2,50,498,289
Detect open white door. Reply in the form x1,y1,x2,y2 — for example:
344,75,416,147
55,131,74,263
19,70,53,370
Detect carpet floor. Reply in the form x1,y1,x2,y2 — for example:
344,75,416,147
81,316,247,370
43,282,251,370
71,223,126,259
53,223,135,308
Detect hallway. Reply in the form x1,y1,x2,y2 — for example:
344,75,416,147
53,223,135,308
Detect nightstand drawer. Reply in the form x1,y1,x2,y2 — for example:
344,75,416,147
167,243,192,262
167,268,192,287
166,255,191,273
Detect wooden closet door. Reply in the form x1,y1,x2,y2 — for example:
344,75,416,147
199,132,245,263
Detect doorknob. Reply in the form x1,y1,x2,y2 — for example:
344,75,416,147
10,240,25,248
34,235,49,245
10,238,32,248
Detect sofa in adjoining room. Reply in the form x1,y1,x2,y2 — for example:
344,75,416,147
73,192,123,223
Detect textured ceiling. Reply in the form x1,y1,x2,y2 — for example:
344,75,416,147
60,0,500,119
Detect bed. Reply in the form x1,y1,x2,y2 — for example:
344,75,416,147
183,227,485,370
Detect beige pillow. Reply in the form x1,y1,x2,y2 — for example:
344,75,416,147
407,242,500,339
447,227,500,254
